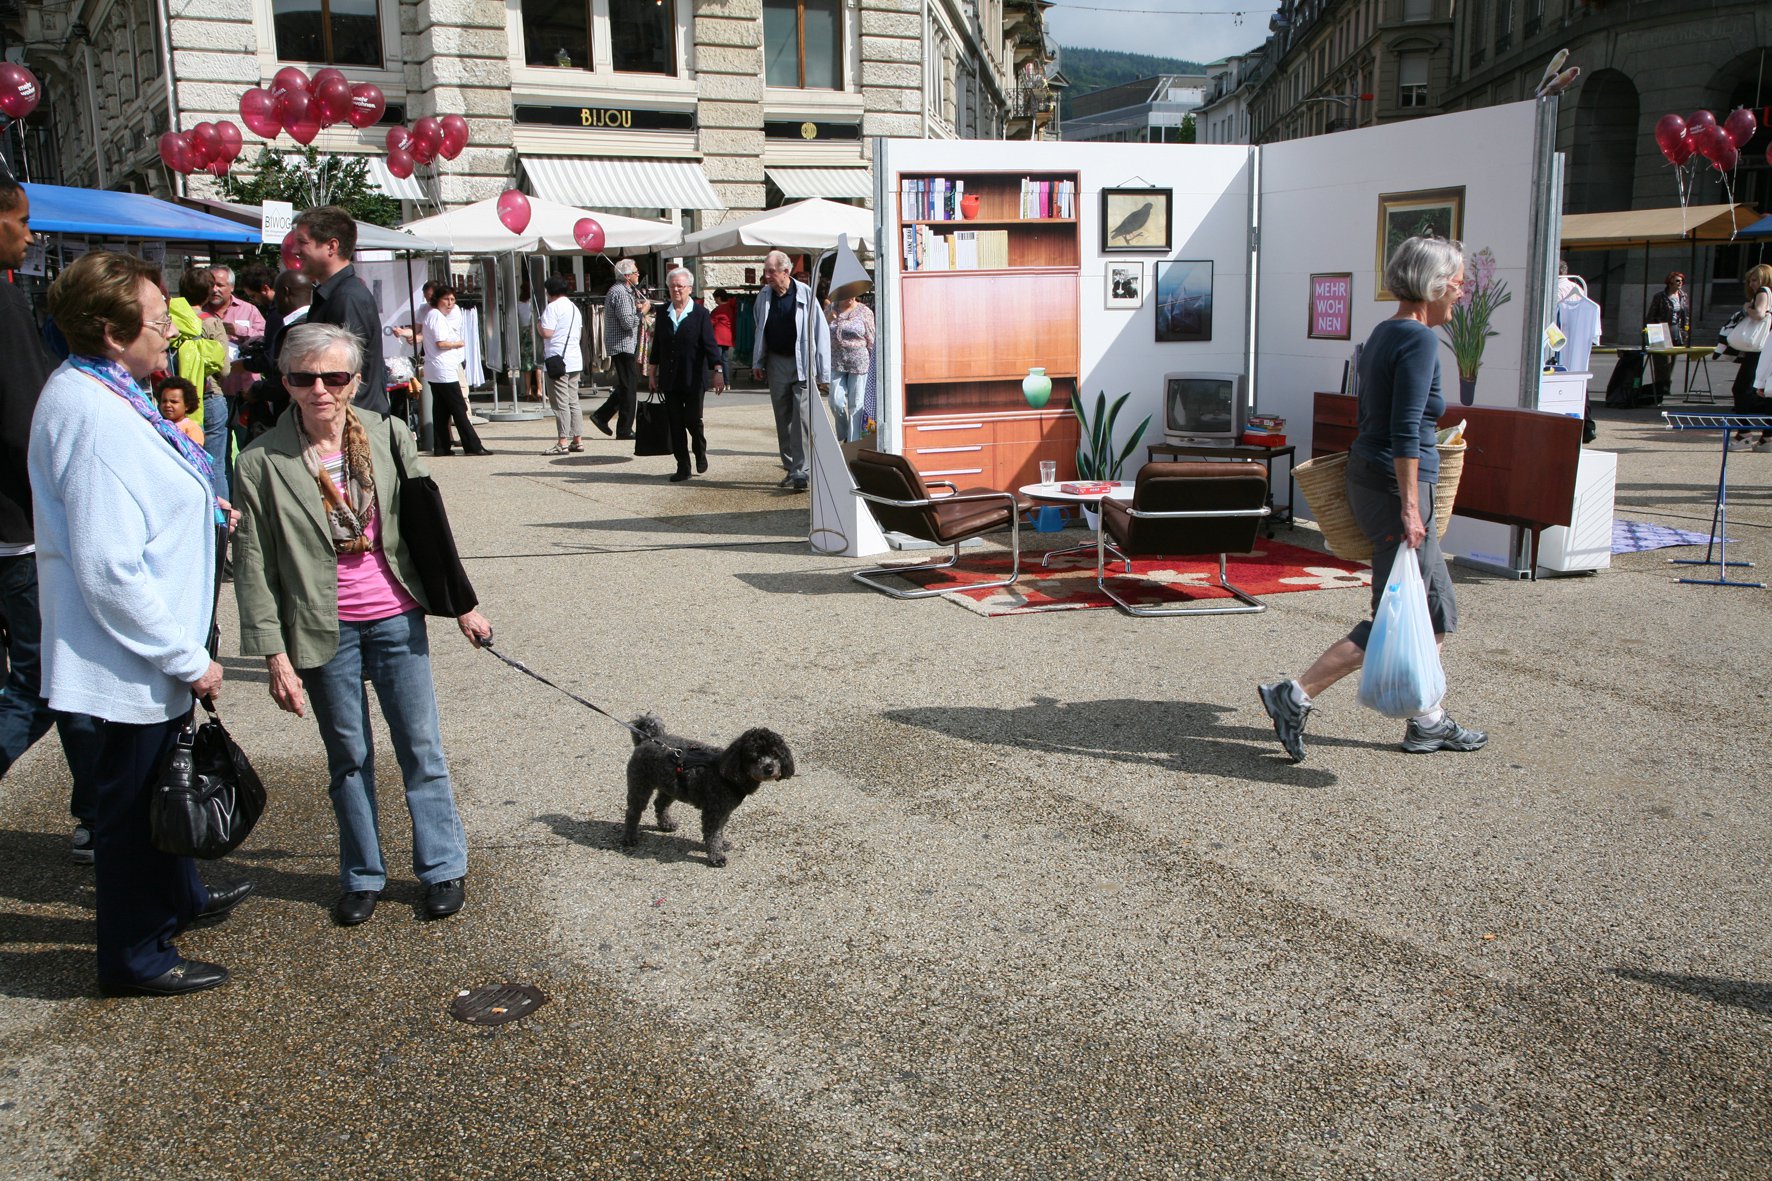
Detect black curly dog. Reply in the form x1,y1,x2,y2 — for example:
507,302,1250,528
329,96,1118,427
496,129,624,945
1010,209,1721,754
621,714,795,867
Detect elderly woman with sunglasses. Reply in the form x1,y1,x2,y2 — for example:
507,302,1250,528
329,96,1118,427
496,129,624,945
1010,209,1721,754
232,323,490,928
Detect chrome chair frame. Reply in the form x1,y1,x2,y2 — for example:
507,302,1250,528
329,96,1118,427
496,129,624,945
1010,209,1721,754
852,481,1023,599
1096,503,1272,616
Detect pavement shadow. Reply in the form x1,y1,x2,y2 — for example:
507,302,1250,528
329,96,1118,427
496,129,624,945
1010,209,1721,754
535,812,717,867
733,568,878,596
1611,967,1772,1016
0,829,96,907
0,948,93,1000
534,507,807,542
880,696,1382,789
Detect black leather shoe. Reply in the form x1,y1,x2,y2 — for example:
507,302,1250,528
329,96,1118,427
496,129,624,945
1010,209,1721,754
615,433,636,441
791,477,808,492
695,453,709,474
334,890,380,926
590,416,614,436
423,878,465,919
101,958,229,997
669,470,691,483
185,879,254,931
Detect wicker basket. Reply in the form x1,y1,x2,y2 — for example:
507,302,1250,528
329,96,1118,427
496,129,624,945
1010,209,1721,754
1293,442,1467,562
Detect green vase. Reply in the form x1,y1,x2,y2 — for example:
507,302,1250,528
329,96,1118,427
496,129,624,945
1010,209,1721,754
1022,367,1052,409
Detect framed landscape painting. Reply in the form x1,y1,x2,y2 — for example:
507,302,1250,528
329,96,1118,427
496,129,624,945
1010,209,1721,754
1374,186,1464,300
1101,187,1172,253
1154,260,1213,342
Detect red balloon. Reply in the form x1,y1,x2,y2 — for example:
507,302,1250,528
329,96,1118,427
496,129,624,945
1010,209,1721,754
1653,113,1686,151
216,120,244,161
412,116,443,150
286,115,321,146
1689,109,1717,130
497,189,532,234
1712,139,1740,173
440,114,468,142
0,63,42,121
277,89,311,129
1766,142,1772,169
280,230,302,273
206,158,231,178
310,67,347,92
573,217,605,252
271,66,310,101
386,148,415,179
239,88,281,138
157,131,191,173
410,137,436,166
192,121,223,157
1698,124,1732,163
348,83,386,128
1723,107,1758,149
438,129,465,161
386,125,412,154
313,76,352,127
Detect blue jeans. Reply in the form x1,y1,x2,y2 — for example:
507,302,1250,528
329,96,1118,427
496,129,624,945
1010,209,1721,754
298,610,467,892
202,393,229,502
0,553,100,819
828,371,867,442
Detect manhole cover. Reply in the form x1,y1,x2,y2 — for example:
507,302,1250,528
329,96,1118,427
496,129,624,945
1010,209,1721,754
450,983,548,1026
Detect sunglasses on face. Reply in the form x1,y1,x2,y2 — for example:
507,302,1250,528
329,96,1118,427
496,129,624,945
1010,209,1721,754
285,370,356,389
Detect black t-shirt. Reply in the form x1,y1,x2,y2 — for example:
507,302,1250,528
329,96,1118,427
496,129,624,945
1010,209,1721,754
307,264,389,415
0,279,54,546
763,284,799,359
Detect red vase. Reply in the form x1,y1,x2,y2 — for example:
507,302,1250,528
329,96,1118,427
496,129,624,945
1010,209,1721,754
960,193,981,220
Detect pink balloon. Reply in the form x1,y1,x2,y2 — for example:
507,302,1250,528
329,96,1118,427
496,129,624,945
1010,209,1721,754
277,89,311,129
158,131,191,173
409,137,436,166
239,88,281,138
386,125,413,154
1698,124,1732,163
280,230,302,273
192,121,223,157
216,120,244,161
286,115,321,146
310,67,347,92
271,66,309,99
348,83,385,129
0,63,42,121
313,76,351,127
412,117,443,150
183,129,214,167
573,217,605,252
1689,109,1717,131
1723,107,1758,149
497,189,532,234
206,158,231,178
1711,139,1740,173
440,114,468,142
386,148,415,179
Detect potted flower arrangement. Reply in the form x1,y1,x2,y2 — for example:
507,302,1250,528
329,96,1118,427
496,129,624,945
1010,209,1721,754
1440,245,1512,406
1073,390,1151,527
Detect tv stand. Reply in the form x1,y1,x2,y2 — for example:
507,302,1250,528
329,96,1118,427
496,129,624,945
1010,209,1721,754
1147,441,1296,536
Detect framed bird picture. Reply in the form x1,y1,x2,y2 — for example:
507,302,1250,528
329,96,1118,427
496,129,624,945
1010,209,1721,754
1101,187,1172,253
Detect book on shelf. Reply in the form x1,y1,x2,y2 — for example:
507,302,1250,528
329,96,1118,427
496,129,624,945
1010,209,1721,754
901,177,969,221
1017,177,1076,219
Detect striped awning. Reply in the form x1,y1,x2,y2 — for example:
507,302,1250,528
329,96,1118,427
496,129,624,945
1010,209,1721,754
521,155,725,211
765,167,872,201
361,155,427,201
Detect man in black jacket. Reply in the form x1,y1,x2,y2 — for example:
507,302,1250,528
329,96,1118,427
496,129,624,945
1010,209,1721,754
291,205,389,414
0,175,99,861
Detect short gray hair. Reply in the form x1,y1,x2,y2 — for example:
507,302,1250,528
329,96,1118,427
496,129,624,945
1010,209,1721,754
210,264,235,284
281,322,364,376
614,258,637,277
763,250,792,273
665,266,694,290
1384,236,1465,303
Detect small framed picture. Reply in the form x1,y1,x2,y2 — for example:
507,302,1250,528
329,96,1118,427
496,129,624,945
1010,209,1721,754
1374,186,1465,300
1308,273,1354,340
1105,262,1144,309
1101,187,1172,253
1155,260,1213,342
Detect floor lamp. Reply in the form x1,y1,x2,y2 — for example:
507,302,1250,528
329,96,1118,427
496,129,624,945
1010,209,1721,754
805,233,884,556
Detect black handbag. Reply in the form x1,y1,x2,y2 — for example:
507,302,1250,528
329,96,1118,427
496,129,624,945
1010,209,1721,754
633,394,672,457
388,421,479,617
544,353,566,379
151,699,267,860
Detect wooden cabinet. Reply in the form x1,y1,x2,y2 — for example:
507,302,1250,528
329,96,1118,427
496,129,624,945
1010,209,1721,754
895,170,1081,490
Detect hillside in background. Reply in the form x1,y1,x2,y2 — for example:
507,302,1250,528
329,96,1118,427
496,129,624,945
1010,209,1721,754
1056,46,1208,96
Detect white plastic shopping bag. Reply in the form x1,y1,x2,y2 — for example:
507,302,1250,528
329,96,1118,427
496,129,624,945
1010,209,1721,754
1357,548,1447,719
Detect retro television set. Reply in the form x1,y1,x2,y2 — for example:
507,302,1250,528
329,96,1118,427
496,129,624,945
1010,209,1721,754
1162,372,1246,447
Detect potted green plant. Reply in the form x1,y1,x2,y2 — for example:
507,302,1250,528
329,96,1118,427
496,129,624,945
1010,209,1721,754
1440,246,1512,406
1073,390,1152,527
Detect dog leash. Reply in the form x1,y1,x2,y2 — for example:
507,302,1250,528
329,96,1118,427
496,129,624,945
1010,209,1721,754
479,633,659,745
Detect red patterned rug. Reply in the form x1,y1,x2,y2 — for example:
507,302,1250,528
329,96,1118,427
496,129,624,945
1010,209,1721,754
882,540,1371,616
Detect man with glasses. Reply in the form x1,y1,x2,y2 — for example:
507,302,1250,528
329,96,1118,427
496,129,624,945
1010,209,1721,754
751,252,830,493
292,206,389,415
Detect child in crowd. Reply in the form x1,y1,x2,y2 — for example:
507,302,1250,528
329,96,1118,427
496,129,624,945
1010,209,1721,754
156,376,205,447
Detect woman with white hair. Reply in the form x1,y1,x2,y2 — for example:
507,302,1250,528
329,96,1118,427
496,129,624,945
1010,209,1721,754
1258,236,1487,763
646,266,725,482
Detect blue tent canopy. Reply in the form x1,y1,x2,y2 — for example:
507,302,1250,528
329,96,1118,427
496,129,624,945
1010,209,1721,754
22,182,264,244
1738,214,1772,239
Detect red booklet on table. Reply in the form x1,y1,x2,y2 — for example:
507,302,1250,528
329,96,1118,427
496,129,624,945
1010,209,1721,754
1059,481,1116,495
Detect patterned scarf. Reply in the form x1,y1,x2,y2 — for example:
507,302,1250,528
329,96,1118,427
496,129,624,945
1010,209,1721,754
69,354,215,482
295,405,377,555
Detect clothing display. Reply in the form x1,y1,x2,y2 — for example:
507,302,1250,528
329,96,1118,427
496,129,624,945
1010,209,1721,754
1555,279,1601,374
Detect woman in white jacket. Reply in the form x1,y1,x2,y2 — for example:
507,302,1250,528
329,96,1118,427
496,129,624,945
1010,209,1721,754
29,251,251,997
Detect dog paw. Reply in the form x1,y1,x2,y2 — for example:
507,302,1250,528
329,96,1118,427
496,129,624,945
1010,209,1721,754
707,852,728,867
656,819,679,833
620,833,639,849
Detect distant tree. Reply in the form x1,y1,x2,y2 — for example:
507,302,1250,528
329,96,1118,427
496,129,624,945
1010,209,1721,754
219,147,400,226
1059,46,1209,97
1180,114,1196,144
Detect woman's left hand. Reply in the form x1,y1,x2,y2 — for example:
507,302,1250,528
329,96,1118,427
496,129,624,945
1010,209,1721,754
217,497,242,534
457,609,492,647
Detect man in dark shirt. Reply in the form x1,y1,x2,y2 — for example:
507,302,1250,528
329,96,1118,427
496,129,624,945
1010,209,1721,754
0,175,99,861
291,205,389,414
750,251,830,492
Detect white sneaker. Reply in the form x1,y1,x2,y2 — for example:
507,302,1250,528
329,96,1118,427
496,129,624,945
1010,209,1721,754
1754,441,1771,453
1727,437,1753,451
71,824,94,865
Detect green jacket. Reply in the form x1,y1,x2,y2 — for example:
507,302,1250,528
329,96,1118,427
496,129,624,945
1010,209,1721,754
167,297,226,414
232,407,435,669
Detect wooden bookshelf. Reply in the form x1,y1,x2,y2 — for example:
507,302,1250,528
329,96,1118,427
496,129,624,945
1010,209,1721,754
895,170,1081,491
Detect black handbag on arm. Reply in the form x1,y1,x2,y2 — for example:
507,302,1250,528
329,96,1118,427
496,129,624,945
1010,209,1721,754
151,697,267,859
387,420,479,618
633,392,671,457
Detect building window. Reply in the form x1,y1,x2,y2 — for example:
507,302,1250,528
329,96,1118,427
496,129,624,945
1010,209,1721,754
1524,0,1542,35
523,0,591,69
610,0,676,74
1398,51,1429,107
272,0,383,67
1402,0,1432,20
1494,0,1513,52
764,0,842,89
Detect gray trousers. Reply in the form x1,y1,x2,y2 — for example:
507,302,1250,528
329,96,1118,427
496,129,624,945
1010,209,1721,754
547,369,582,441
766,352,808,479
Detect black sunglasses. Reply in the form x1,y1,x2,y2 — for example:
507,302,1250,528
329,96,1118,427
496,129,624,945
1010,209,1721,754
285,371,356,389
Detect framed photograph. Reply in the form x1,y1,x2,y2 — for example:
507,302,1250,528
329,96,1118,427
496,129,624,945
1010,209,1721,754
1374,186,1464,299
1154,260,1213,342
1105,262,1144,309
1101,187,1172,253
1308,272,1354,340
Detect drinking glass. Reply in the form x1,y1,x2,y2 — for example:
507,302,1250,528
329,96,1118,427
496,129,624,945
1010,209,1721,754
1039,460,1057,485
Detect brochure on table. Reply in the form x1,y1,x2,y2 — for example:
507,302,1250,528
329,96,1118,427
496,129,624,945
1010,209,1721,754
867,101,1603,570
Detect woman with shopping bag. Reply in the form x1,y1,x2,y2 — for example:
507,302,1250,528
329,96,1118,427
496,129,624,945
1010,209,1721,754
1257,236,1487,763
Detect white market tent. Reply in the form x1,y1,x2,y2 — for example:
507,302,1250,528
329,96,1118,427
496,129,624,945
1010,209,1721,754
399,194,681,255
676,197,875,257
181,197,449,253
